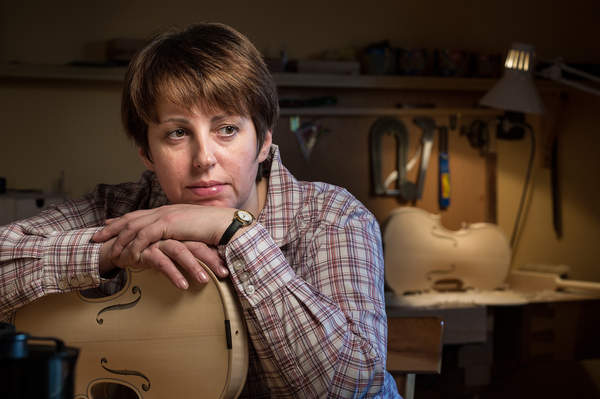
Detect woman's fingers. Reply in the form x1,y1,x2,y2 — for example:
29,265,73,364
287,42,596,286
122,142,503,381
118,219,168,262
95,212,165,263
94,204,231,249
100,224,228,289
93,208,159,242
139,243,191,290
184,241,229,278
154,240,209,284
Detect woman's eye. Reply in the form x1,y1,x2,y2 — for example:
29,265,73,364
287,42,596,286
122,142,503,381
168,128,186,139
218,125,239,136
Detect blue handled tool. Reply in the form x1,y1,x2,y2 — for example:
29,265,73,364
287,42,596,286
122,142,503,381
438,126,450,209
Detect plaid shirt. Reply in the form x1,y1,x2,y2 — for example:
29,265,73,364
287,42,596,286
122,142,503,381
0,146,400,398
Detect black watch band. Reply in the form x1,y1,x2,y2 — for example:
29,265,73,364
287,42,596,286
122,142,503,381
218,210,255,246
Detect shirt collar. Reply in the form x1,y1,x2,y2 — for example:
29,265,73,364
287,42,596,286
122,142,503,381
258,144,302,248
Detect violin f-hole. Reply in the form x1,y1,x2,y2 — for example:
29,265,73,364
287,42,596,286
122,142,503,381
96,286,142,325
89,381,140,399
100,357,151,392
426,263,456,281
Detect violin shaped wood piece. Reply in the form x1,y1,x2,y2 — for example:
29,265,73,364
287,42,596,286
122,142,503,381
14,263,248,399
384,207,511,294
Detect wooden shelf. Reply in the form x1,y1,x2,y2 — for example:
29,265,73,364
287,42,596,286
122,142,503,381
0,63,495,90
0,63,561,93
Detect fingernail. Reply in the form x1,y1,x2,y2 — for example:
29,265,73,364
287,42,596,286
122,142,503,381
178,279,189,290
198,271,207,282
220,267,229,276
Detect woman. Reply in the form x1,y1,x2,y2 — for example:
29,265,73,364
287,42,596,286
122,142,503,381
0,22,400,398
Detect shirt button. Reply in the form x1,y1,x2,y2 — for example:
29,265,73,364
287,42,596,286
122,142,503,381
80,276,92,286
245,284,255,295
58,279,68,290
48,230,59,236
69,276,79,287
232,260,244,272
238,272,249,282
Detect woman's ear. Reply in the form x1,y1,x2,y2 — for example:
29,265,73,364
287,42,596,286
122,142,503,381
257,131,272,162
138,147,154,171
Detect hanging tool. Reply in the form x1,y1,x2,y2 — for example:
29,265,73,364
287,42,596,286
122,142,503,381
550,93,567,239
290,117,328,161
550,135,562,238
369,117,417,201
438,126,451,209
412,117,436,200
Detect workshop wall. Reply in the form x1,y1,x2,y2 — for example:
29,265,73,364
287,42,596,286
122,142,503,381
0,0,599,281
500,93,600,282
1,0,599,64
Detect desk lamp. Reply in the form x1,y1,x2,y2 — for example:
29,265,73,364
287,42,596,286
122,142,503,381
481,43,544,115
480,42,600,249
479,43,541,250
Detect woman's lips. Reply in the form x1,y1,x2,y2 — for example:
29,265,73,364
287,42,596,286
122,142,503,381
187,182,226,197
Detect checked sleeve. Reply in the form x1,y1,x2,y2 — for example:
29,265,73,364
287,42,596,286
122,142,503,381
222,186,400,398
0,172,164,320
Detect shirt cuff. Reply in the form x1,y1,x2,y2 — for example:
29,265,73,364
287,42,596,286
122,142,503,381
221,222,295,307
42,227,103,292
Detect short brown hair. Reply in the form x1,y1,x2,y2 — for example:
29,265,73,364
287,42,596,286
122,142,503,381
121,23,279,160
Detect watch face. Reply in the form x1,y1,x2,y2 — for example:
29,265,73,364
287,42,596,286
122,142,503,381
237,210,254,224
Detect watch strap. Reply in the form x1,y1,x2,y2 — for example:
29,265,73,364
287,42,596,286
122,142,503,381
218,210,254,246
219,218,244,246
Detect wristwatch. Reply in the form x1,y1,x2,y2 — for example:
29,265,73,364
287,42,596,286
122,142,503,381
218,210,255,246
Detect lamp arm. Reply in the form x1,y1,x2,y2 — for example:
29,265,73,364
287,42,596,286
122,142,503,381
538,61,600,97
553,77,600,97
560,63,600,84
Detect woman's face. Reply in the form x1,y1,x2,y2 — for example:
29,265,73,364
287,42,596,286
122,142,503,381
141,99,272,215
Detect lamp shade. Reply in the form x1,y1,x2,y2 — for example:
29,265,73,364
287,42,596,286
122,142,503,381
480,43,544,114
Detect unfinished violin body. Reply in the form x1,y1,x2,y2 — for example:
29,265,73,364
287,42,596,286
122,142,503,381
384,207,511,294
13,263,248,399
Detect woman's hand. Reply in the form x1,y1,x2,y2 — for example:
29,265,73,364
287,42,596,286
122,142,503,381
94,205,235,289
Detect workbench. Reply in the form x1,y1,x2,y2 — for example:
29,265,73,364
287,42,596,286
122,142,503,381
386,289,600,398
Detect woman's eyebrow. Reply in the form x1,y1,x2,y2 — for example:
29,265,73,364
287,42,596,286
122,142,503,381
211,113,247,122
160,116,191,124
158,114,246,124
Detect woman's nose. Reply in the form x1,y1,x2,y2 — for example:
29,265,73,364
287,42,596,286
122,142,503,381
192,141,217,169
